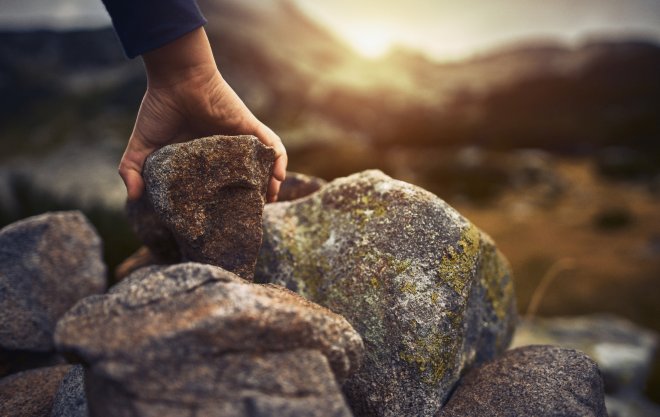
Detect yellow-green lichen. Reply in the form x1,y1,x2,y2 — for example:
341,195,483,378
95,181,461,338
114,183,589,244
431,292,440,304
478,234,515,322
436,223,481,297
400,281,417,294
398,331,458,385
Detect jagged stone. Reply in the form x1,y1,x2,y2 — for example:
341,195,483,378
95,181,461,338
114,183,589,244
0,365,71,417
0,211,106,354
55,263,362,417
50,365,88,417
439,345,608,417
126,135,275,280
276,171,327,202
256,170,516,417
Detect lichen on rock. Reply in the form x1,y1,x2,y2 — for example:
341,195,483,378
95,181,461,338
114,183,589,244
256,170,516,417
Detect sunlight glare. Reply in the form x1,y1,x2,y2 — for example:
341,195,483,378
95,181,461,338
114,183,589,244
347,28,393,58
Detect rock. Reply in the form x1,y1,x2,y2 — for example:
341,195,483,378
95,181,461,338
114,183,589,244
114,246,170,282
439,345,608,417
55,263,362,417
0,365,71,417
0,211,106,354
125,196,179,263
276,171,327,202
256,170,517,417
512,315,660,417
50,365,88,417
512,315,658,395
127,135,276,280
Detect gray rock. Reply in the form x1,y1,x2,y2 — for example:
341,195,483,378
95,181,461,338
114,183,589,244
439,345,608,417
256,170,517,417
50,365,88,417
55,263,362,417
606,395,660,417
0,211,106,353
276,171,327,202
127,135,276,280
0,365,71,417
513,315,660,417
512,315,658,395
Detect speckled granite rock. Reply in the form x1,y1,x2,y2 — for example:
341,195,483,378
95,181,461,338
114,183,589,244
276,172,327,202
256,170,516,417
0,212,106,354
0,365,71,417
127,135,276,280
439,345,608,417
50,365,87,417
513,315,660,417
55,263,362,417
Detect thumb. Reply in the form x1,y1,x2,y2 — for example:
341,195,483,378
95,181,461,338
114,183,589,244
118,136,155,201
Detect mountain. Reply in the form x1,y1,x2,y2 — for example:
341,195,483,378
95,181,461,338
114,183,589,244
1,0,659,163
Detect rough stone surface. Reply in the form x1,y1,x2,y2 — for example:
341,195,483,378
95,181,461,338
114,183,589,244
0,365,71,417
513,315,660,417
127,135,276,280
0,211,106,352
276,171,327,202
50,365,88,417
513,315,658,395
439,345,608,417
55,263,362,417
256,170,517,417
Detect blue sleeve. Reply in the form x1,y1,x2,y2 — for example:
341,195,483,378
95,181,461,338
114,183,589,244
101,0,207,59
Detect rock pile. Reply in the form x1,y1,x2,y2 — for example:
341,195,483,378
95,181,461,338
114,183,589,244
0,135,611,417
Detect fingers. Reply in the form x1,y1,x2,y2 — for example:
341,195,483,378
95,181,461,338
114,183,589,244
119,165,145,201
118,135,156,201
267,177,281,203
253,123,287,201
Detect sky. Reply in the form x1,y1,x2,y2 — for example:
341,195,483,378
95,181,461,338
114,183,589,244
1,0,659,60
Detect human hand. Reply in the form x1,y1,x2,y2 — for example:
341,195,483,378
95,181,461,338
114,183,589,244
118,28,287,202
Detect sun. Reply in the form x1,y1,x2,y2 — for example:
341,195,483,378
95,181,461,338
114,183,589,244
346,28,393,58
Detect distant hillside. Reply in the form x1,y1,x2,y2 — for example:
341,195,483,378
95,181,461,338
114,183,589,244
1,0,659,163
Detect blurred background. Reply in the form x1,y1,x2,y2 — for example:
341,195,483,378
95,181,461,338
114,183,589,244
1,0,659,410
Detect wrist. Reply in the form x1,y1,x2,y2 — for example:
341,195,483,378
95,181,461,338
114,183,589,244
142,27,218,89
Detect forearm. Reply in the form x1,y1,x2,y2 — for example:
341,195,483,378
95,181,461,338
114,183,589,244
142,27,218,89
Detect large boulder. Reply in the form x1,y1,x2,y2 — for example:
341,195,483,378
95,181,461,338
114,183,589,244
0,365,71,417
439,345,608,417
126,135,275,279
0,211,106,362
55,263,363,417
256,170,517,417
